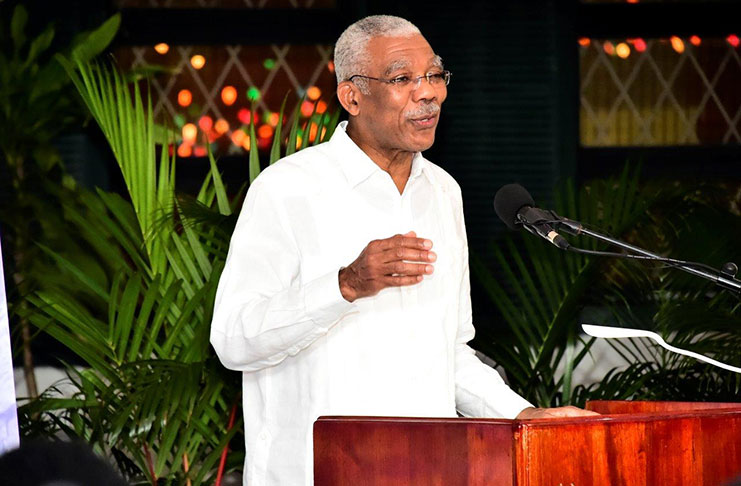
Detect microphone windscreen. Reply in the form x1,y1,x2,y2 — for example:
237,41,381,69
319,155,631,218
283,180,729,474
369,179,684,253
494,183,535,230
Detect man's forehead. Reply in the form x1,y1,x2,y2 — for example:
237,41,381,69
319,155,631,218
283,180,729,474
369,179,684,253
366,34,440,70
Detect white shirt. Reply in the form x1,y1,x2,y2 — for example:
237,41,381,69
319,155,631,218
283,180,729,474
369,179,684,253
210,121,533,486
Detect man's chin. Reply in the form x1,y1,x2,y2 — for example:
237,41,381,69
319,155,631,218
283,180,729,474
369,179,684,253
411,135,436,153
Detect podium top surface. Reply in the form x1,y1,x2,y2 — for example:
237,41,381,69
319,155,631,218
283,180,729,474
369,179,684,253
316,400,741,428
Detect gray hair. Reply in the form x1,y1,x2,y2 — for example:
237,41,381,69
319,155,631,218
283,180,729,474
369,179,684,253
334,15,421,94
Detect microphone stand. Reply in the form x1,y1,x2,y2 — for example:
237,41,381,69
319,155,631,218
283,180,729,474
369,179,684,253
549,215,741,296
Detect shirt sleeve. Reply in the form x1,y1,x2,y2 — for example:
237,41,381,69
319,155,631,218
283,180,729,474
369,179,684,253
451,192,533,419
210,176,355,372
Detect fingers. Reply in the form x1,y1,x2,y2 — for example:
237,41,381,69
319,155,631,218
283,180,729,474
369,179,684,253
381,275,425,287
380,246,437,264
549,406,599,417
374,233,433,252
339,232,435,302
379,261,434,278
516,406,600,420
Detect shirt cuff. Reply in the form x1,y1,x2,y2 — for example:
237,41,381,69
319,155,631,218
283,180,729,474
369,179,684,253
303,268,355,330
494,393,535,420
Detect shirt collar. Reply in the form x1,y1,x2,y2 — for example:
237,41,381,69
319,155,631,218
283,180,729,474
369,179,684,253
329,120,435,188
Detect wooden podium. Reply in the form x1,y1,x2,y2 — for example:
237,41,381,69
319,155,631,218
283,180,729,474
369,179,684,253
314,401,741,486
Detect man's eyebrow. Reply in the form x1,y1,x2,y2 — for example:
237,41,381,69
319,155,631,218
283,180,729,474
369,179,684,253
383,59,411,77
382,55,444,76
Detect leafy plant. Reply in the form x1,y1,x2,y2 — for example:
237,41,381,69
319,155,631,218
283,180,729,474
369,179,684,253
573,179,741,403
18,52,339,485
473,167,741,407
473,167,650,406
0,3,120,398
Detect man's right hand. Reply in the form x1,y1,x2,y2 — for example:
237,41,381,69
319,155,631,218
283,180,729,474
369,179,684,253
338,231,436,302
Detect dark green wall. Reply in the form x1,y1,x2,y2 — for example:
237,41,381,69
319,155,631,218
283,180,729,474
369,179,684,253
370,0,577,257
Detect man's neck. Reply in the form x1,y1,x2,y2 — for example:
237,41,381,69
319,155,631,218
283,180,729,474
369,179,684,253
346,121,414,194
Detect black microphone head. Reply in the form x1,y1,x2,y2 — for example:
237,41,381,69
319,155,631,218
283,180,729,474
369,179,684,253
494,183,536,230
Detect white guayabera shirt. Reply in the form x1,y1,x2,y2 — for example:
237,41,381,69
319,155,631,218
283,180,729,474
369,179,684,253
210,121,533,486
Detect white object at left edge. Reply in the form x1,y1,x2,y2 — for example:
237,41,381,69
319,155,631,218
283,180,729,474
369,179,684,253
0,235,20,452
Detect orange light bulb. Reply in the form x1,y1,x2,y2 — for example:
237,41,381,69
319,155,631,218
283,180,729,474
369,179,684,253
198,115,213,132
177,89,193,107
306,86,321,101
231,129,246,146
301,100,315,118
182,123,197,143
616,42,631,59
214,118,229,135
221,85,237,106
257,124,274,139
177,143,192,157
191,54,206,69
670,36,685,54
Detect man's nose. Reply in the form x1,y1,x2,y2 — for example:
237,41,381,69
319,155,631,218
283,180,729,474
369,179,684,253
412,76,438,101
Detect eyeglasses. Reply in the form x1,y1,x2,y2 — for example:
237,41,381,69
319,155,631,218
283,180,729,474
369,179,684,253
348,70,452,90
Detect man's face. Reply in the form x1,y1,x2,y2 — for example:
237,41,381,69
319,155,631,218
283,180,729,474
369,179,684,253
356,33,447,154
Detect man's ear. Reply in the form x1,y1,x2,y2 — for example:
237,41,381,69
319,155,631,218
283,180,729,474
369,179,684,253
337,81,361,116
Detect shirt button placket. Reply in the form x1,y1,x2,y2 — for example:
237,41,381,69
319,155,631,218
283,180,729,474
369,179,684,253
400,191,419,306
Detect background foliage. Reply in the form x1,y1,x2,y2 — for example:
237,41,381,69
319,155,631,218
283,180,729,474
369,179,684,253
473,167,741,408
17,50,339,484
0,3,120,398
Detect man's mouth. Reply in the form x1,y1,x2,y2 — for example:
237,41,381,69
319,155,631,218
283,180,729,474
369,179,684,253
409,114,438,128
405,103,440,128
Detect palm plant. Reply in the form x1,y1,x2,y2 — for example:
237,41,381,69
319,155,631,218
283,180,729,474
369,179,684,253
0,3,120,398
18,52,339,485
472,167,651,406
572,179,741,403
473,167,741,407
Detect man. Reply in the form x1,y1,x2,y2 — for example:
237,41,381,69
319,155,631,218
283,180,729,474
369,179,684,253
211,15,594,486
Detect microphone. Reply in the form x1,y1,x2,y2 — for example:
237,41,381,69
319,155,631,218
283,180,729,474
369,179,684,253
493,184,570,250
493,184,741,296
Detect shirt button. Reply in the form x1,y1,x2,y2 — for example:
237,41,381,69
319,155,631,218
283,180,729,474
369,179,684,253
259,432,268,440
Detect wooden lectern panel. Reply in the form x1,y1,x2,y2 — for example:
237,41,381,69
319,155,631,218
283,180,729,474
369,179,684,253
515,406,741,486
314,401,741,486
314,417,514,486
587,399,741,414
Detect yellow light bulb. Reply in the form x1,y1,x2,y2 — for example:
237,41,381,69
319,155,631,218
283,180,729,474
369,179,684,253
191,54,206,69
616,42,631,59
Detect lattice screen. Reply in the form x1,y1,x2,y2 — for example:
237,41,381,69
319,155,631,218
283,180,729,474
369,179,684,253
115,43,337,157
116,0,335,8
114,0,338,157
580,36,741,146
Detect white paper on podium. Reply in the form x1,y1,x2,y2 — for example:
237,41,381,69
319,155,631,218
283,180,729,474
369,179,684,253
0,236,20,452
582,323,741,374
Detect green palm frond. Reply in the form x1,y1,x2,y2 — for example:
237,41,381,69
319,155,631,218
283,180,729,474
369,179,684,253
21,53,342,484
475,165,741,406
473,166,652,406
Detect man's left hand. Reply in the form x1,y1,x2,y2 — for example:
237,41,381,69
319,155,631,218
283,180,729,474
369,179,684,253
515,406,600,420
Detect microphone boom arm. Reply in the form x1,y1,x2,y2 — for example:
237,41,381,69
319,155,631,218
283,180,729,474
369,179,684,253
555,218,741,296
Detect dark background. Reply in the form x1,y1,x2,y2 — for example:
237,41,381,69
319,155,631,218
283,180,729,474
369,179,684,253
17,0,741,248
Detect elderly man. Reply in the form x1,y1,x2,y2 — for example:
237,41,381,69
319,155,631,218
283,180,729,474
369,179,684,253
211,14,594,486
